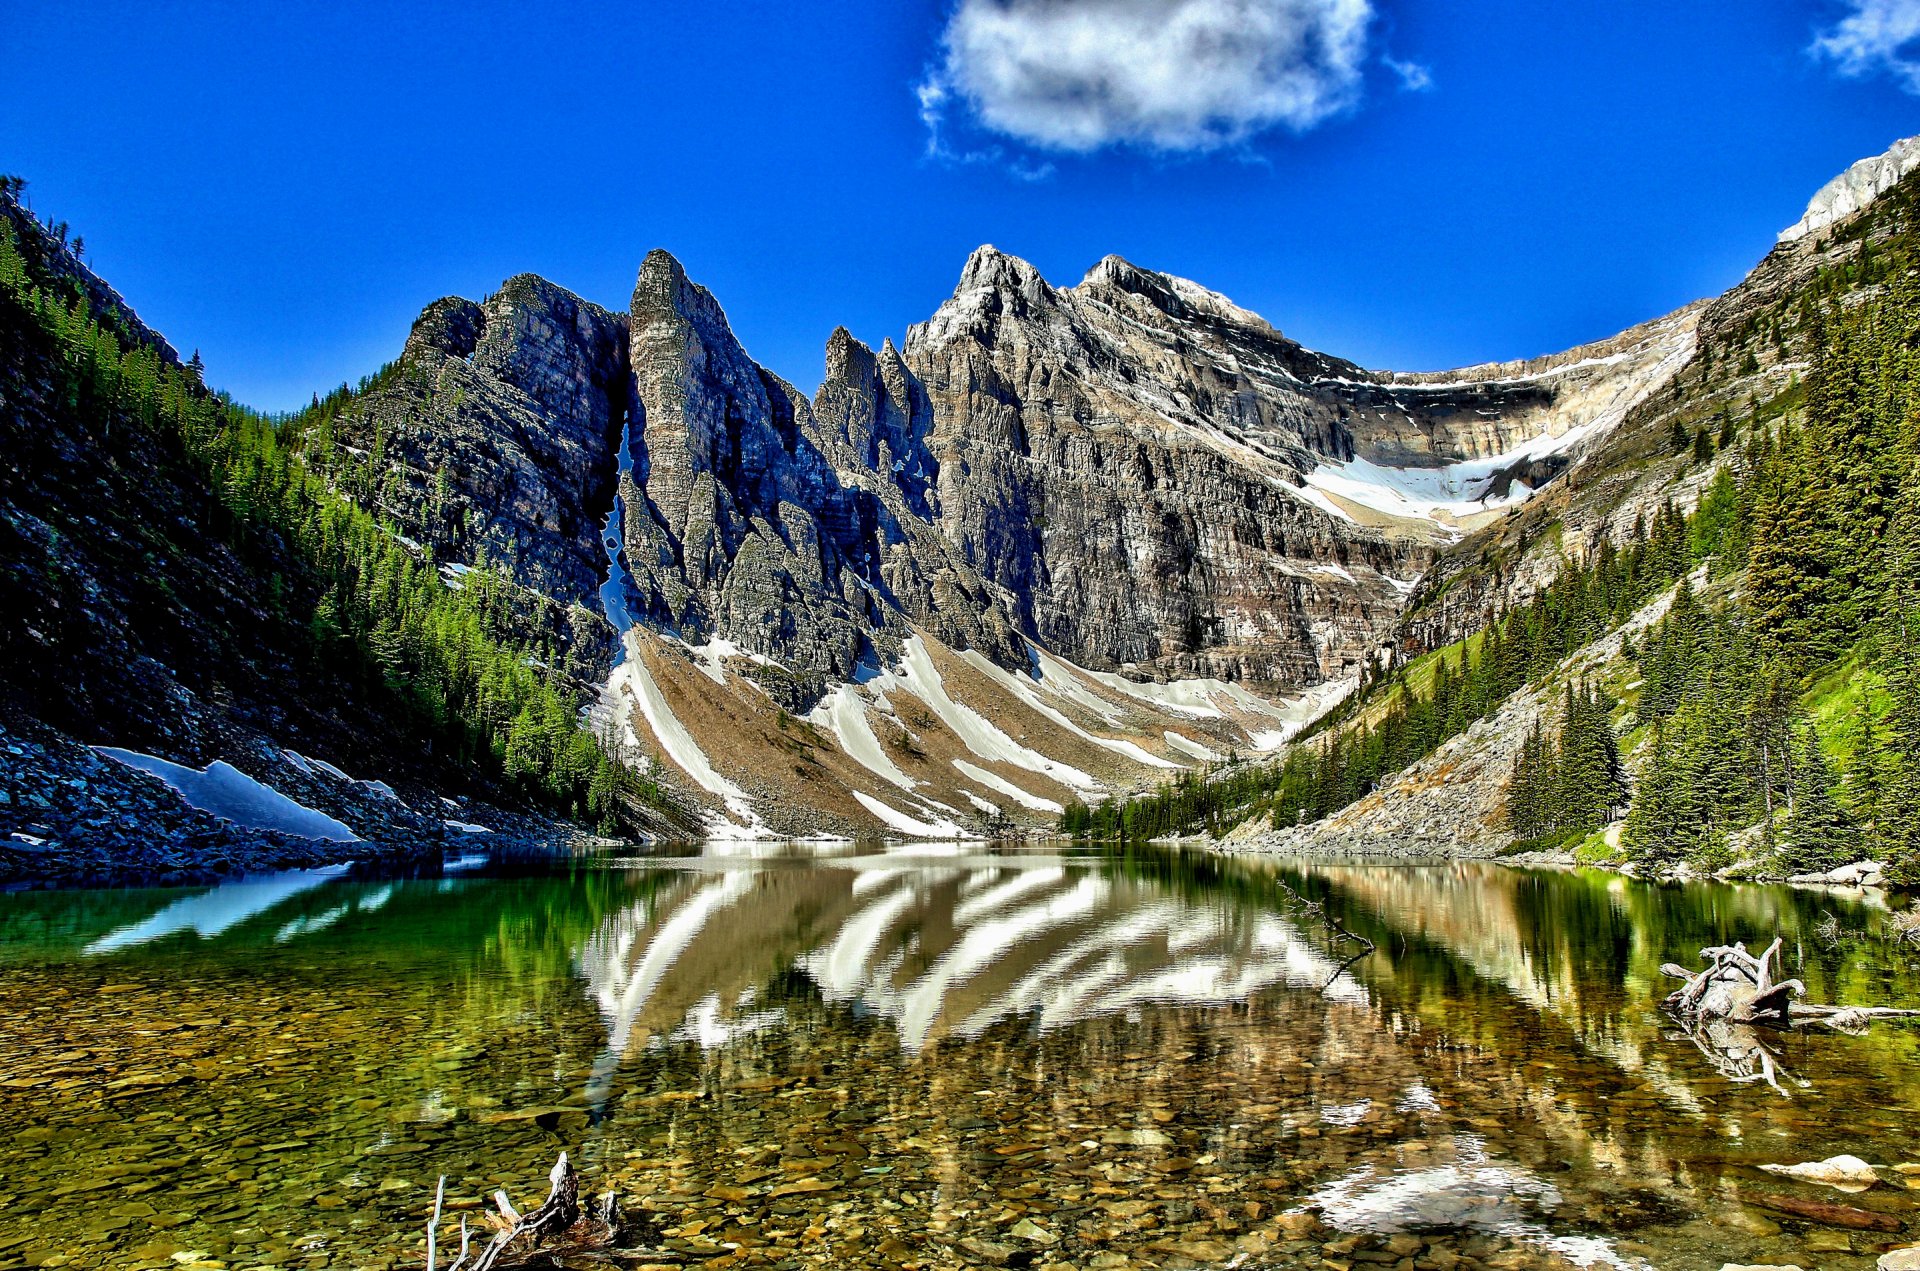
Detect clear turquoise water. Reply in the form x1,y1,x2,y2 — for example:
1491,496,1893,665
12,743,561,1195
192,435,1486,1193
0,843,1915,1270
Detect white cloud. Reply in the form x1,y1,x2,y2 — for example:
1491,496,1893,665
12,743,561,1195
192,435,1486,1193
1384,55,1432,92
1813,0,1920,92
918,0,1376,154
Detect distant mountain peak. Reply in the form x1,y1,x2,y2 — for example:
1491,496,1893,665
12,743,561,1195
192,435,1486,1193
1780,133,1920,243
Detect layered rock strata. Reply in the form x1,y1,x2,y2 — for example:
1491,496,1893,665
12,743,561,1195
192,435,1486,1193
334,241,1701,831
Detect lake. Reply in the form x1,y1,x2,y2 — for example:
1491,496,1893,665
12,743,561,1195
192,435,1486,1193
0,844,1916,1270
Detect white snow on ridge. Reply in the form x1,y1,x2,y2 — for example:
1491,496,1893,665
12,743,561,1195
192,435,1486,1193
675,636,786,687
609,631,763,831
852,790,977,839
1164,732,1221,761
303,754,353,782
1080,665,1288,722
960,791,1001,816
1029,648,1126,723
808,683,916,791
98,748,359,842
1303,438,1569,528
882,637,1098,792
954,760,1063,814
959,648,1179,770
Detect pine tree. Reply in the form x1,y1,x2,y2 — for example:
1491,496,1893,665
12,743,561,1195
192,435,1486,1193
1777,723,1860,875
1882,643,1920,884
1623,721,1688,868
1847,691,1886,841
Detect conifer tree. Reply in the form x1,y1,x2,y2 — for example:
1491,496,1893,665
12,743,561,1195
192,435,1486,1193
1778,723,1860,875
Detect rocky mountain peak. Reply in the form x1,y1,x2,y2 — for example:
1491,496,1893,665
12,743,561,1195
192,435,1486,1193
402,295,485,362
1073,254,1281,338
823,324,875,386
1781,132,1920,243
945,243,1055,316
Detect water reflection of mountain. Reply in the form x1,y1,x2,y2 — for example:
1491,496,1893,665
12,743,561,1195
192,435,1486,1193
16,841,1914,1142
577,844,1370,1062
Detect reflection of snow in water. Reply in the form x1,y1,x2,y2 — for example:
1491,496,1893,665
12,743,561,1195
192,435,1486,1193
1395,1082,1441,1114
86,865,354,953
664,992,787,1049
581,856,1373,1063
275,904,350,943
1319,1098,1372,1126
1310,1135,1651,1270
576,872,757,1109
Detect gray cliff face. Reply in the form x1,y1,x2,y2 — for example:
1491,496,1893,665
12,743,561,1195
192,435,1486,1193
898,247,1693,684
612,251,1025,706
339,274,629,622
335,243,1695,715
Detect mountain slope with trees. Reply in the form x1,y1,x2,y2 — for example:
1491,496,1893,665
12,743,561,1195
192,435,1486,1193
1072,149,1920,887
0,181,693,878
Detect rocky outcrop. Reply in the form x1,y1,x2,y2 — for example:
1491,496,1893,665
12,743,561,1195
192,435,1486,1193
615,251,1027,707
1781,133,1920,243
334,275,630,614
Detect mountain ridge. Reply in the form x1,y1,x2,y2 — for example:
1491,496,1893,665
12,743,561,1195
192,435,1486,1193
7,134,1916,847
306,221,1716,834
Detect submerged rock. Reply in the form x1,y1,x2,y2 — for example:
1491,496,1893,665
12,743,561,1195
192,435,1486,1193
1757,1155,1881,1193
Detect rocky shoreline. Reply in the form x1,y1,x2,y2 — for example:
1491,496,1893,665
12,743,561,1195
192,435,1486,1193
0,713,600,889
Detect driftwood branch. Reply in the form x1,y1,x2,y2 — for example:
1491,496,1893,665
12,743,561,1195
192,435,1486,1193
423,1154,652,1271
1663,936,1920,1034
1274,881,1376,955
424,1153,581,1271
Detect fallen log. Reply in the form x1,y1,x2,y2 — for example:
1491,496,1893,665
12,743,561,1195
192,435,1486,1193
1743,1191,1905,1232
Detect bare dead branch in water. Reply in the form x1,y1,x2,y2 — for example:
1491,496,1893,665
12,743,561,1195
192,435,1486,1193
423,1154,589,1271
1274,880,1376,956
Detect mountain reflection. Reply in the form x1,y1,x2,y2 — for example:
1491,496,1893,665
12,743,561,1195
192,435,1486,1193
576,843,1368,1067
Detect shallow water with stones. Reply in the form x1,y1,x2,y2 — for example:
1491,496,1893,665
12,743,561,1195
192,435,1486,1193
0,844,1917,1271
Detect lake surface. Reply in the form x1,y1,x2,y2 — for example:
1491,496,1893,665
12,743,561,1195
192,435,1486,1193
0,844,1917,1271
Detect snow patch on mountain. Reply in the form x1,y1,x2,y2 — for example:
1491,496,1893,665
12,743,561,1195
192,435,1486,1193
852,790,977,839
953,760,1064,814
809,683,917,791
882,637,1099,792
607,631,762,831
1303,426,1603,530
97,749,359,842
958,648,1180,769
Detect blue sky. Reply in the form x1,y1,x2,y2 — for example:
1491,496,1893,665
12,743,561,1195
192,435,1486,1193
4,1,1919,411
